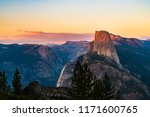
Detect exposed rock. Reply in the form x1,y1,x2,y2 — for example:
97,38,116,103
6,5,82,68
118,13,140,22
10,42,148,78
57,52,150,99
92,31,122,68
0,31,150,97
57,31,150,99
0,41,89,87
23,81,72,100
23,81,42,97
57,62,75,87
110,33,122,40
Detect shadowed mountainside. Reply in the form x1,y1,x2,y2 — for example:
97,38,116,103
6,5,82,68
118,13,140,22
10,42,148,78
0,31,150,92
57,31,150,99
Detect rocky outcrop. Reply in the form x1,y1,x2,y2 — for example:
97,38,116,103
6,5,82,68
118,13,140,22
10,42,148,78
110,33,122,40
57,52,150,99
23,81,72,100
56,30,150,99
92,31,121,68
57,62,75,87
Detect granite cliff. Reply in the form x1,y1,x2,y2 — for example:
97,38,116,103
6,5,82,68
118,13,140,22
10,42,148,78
92,31,121,68
57,31,150,99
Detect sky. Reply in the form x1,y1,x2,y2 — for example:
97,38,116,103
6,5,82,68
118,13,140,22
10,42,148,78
0,0,150,44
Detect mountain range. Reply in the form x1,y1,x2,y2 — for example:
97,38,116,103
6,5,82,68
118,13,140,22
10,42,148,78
57,31,150,99
0,41,89,86
0,31,150,99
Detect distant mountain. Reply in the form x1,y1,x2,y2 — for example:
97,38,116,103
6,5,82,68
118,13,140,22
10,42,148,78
143,40,150,48
0,31,150,94
57,31,150,99
110,34,150,87
0,41,89,87
51,41,90,62
115,39,150,86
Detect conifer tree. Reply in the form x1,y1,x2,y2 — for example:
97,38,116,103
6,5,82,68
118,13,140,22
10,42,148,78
71,61,121,100
71,60,82,99
80,63,95,99
0,72,7,90
91,79,103,99
101,73,117,100
12,68,22,95
90,73,121,100
71,61,94,99
0,71,9,99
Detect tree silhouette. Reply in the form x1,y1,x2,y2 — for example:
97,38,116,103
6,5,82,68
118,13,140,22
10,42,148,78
100,73,120,100
71,61,95,99
12,68,22,95
71,61,81,99
0,71,9,99
90,73,120,100
71,61,120,100
91,79,103,99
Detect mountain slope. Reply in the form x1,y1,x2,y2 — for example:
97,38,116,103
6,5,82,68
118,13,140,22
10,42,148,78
0,44,62,86
0,42,89,87
57,31,150,99
0,32,150,90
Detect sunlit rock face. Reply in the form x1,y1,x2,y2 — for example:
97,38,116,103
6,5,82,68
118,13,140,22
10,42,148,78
57,31,150,99
92,31,122,68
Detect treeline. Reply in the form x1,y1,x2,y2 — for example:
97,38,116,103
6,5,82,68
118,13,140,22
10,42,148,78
71,61,121,100
0,68,23,99
0,61,121,100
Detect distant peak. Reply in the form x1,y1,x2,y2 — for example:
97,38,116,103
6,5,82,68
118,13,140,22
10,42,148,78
110,33,122,40
64,41,89,45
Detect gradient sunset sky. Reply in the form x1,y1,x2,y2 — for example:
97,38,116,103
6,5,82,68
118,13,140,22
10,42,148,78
0,0,150,44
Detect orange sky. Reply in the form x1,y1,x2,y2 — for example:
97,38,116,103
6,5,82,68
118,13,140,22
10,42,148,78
0,0,150,44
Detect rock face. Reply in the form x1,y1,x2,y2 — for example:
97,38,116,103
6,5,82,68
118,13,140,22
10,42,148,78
0,41,89,87
92,31,121,67
57,62,75,87
23,81,72,99
57,52,150,99
57,31,150,99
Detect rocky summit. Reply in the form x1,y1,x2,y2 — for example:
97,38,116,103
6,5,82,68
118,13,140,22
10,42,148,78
1,30,150,99
57,30,150,99
92,31,121,68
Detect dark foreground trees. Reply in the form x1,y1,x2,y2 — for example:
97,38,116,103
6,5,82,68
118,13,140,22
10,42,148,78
92,73,121,100
0,72,9,99
71,60,120,100
71,61,95,99
0,68,23,99
12,68,22,95
0,62,121,100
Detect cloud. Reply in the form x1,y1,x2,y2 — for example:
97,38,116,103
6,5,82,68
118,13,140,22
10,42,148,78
140,36,150,40
139,36,150,40
0,30,94,44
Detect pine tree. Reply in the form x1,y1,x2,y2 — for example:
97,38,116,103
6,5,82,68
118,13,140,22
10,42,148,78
91,79,103,99
101,73,117,100
0,72,7,90
12,68,22,95
71,61,95,99
71,61,121,100
71,60,82,99
0,71,9,99
80,63,95,99
92,73,121,100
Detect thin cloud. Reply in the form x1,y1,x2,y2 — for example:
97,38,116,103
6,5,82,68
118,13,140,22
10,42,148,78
0,30,94,44
139,36,150,40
